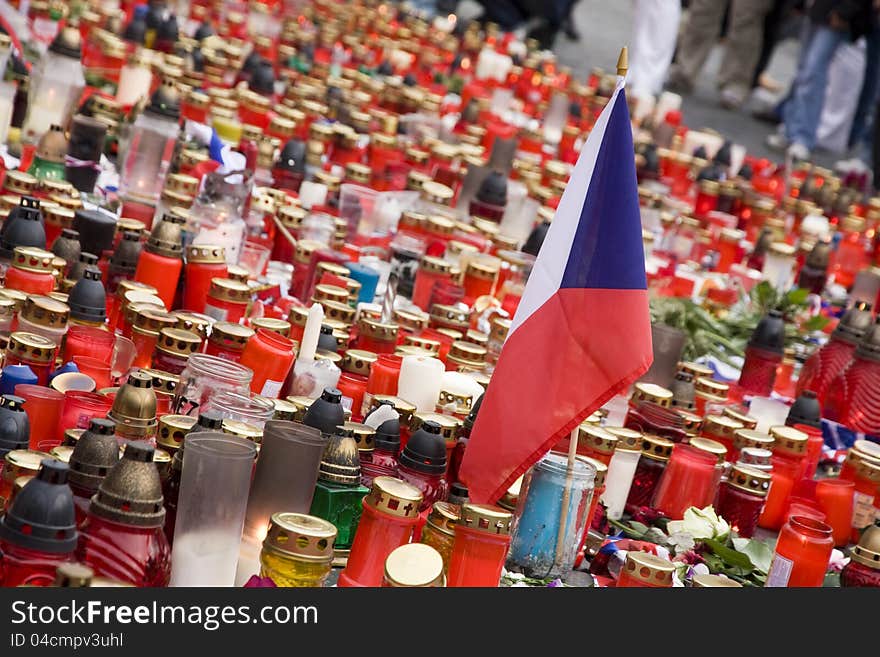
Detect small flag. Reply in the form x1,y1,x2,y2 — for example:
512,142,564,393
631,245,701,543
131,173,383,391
460,74,653,503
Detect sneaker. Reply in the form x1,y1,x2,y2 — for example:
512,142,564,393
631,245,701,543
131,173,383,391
665,68,693,95
765,132,789,152
787,142,811,161
719,85,748,110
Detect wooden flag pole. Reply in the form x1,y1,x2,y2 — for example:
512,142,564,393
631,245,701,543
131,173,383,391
553,425,580,573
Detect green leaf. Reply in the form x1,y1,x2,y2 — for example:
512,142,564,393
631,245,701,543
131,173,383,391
785,287,810,307
803,315,831,332
731,537,774,574
703,539,755,573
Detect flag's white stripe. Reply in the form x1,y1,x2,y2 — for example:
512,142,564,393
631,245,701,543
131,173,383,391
509,79,626,338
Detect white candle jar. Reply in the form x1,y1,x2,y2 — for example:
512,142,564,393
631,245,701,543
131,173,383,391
762,242,796,292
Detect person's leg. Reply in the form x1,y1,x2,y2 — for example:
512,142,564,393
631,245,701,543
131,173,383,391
782,24,846,152
630,0,684,98
667,0,727,91
751,0,787,89
717,0,775,107
848,27,880,151
474,0,527,30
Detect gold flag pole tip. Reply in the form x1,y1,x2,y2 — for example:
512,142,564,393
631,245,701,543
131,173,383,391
616,46,628,77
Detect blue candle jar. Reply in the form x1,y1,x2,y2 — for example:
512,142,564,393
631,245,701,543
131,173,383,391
507,452,595,579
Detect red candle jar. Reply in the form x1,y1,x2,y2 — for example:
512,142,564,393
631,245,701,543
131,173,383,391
272,205,306,263
286,306,308,350
739,344,784,398
62,325,116,364
842,454,880,543
840,521,880,587
14,384,64,452
758,426,809,531
700,415,743,458
418,327,456,363
353,317,399,355
766,516,833,587
616,551,675,588
337,350,377,422
790,423,823,481
693,179,719,221
5,247,56,295
446,503,513,587
716,464,771,538
6,332,56,386
58,391,113,440
181,89,210,124
361,355,403,418
133,223,184,310
183,245,228,314
461,256,499,306
151,328,202,376
203,278,251,324
337,476,423,587
411,256,456,312
130,308,177,370
716,228,744,273
108,280,160,334
204,321,254,363
651,444,718,519
625,434,674,513
831,214,868,290
238,329,296,398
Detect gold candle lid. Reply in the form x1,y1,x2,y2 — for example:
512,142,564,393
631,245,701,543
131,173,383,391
605,427,642,451
222,419,263,443
263,512,337,562
227,264,250,283
411,412,461,441
577,455,608,488
133,309,177,336
157,414,197,452
357,317,398,341
702,415,743,440
140,369,178,396
403,334,440,355
577,425,618,454
344,421,376,451
370,395,416,426
185,244,226,264
680,361,713,378
365,476,423,518
208,321,255,352
733,429,774,452
430,304,469,329
632,382,674,408
155,328,202,356
172,311,213,340
393,308,430,333
8,331,56,363
689,437,728,463
342,349,377,376
208,278,251,303
3,449,52,480
383,543,445,587
769,425,808,455
677,409,703,435
722,407,758,430
692,573,743,588
694,376,729,400
251,317,292,338
641,434,674,461
726,464,771,497
20,295,69,329
11,247,55,274
622,551,675,586
313,284,349,305
425,501,459,536
321,300,356,325
458,503,513,536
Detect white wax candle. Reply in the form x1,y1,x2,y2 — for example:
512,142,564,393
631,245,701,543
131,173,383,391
169,529,242,587
397,355,445,412
299,181,328,209
234,536,263,587
297,302,324,363
116,64,153,107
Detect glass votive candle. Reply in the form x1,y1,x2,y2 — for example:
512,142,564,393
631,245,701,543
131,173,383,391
716,464,771,538
58,391,113,440
651,444,718,519
814,478,855,547
71,356,112,391
62,325,115,365
766,515,834,587
446,503,513,588
14,384,64,451
411,256,456,312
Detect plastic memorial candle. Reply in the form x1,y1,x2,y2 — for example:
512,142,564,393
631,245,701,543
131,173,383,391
169,433,257,587
731,428,774,463
716,465,771,538
134,214,184,309
205,322,254,363
762,242,797,292
446,503,513,587
652,444,718,519
758,426,809,531
5,247,56,294
0,459,77,587
152,328,202,376
183,245,228,314
17,294,69,348
362,355,404,417
383,543,446,587
738,311,785,397
412,256,456,311
14,385,63,451
6,332,56,386
694,376,729,416
67,419,119,523
77,443,171,587
337,350,376,422
827,323,880,433
420,502,459,573
616,552,675,588
397,355,445,413
0,450,48,509
766,516,833,587
204,278,251,324
239,329,297,398
308,427,370,550
259,512,337,587
337,476,423,587
831,214,868,290
842,454,880,543
131,308,177,370
507,452,595,578
700,415,744,457
354,317,399,355
840,520,880,587
625,434,673,513
814,479,855,547
601,429,643,520
576,425,618,465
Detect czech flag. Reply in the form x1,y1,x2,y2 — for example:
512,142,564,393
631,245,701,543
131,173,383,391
460,74,653,504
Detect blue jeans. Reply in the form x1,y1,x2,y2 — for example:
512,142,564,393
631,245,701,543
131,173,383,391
783,23,847,150
782,20,880,154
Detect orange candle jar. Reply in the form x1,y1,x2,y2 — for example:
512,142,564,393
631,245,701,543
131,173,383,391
361,355,403,418
353,317,398,355
616,551,675,588
131,308,177,370
758,426,809,531
411,256,456,312
5,247,57,295
694,377,729,416
576,425,618,465
238,329,297,398
841,453,880,543
183,245,228,314
337,350,377,422
337,476,423,588
203,278,251,324
651,444,718,519
462,256,499,306
204,321,254,363
716,228,744,273
446,503,513,588
766,516,834,587
133,217,184,309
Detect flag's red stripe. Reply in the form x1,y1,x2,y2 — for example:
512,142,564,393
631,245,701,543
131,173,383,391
460,288,652,503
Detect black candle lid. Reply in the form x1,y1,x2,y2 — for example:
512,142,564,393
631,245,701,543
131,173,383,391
748,310,785,354
785,391,822,429
476,170,508,207
67,266,107,323
72,209,116,257
398,420,447,474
